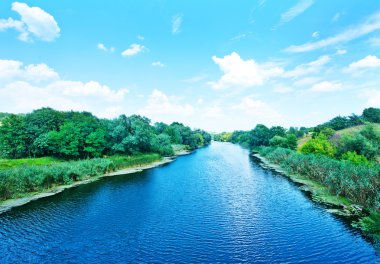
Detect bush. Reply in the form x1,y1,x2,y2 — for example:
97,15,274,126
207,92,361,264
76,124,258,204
300,134,336,157
341,151,371,166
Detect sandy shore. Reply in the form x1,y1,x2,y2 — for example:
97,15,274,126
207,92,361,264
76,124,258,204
0,155,185,215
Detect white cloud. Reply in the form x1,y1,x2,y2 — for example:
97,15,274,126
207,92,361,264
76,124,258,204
285,10,380,52
308,81,343,92
283,55,330,78
25,63,59,81
336,49,347,55
60,81,129,102
231,97,282,121
293,76,320,87
137,35,144,40
121,44,145,57
346,55,380,72
182,74,207,83
204,106,223,118
0,17,24,32
0,59,129,117
0,2,60,42
152,61,165,67
140,89,194,121
209,52,284,89
97,43,115,52
0,59,58,82
230,32,252,41
312,31,319,38
97,43,107,51
367,36,380,46
0,59,23,79
332,12,341,22
273,86,293,94
363,90,380,107
277,0,314,27
172,14,183,35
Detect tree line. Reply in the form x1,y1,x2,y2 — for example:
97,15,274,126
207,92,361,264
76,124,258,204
214,107,380,164
0,108,211,160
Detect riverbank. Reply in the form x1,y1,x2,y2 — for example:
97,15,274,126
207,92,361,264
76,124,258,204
252,153,351,209
0,151,192,215
252,152,380,242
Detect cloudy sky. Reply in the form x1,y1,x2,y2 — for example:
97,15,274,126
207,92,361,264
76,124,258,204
1,1,380,132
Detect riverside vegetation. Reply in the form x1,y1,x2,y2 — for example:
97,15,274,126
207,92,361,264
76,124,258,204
0,108,211,201
215,107,380,242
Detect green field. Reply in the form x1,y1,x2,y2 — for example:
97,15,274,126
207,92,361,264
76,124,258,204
0,157,61,170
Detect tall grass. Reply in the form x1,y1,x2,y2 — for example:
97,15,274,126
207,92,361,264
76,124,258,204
0,154,162,200
258,147,380,210
0,157,61,170
109,153,162,169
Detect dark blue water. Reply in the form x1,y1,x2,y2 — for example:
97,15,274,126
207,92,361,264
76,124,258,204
0,142,379,263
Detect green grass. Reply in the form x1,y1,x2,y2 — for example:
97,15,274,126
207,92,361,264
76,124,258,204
108,153,162,169
0,153,162,201
336,123,380,136
0,157,61,170
297,134,312,149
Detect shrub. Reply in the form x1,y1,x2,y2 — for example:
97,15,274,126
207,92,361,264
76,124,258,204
300,134,336,157
341,151,371,166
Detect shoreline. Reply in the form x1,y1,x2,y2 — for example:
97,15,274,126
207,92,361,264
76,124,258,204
252,152,380,243
0,151,192,215
252,153,359,214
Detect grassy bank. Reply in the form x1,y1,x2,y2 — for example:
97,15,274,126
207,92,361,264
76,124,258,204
0,153,162,201
257,147,380,242
0,157,61,170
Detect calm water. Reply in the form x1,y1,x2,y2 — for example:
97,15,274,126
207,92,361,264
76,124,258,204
0,142,379,263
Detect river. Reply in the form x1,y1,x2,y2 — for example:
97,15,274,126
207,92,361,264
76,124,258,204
0,142,378,263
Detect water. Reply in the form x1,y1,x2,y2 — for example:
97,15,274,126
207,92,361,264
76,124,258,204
0,142,378,263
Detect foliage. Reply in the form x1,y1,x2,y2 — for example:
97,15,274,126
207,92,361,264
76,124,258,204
0,108,211,159
341,151,371,166
363,107,380,123
214,132,232,142
0,114,28,159
0,157,60,170
334,124,380,161
269,134,297,150
300,134,337,157
151,134,174,156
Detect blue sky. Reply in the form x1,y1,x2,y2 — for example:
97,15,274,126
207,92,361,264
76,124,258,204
1,0,380,132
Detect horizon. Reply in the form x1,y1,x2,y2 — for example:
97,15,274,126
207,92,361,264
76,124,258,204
1,1,380,132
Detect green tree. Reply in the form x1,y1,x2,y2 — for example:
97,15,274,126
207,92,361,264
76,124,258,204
84,129,106,158
341,151,371,165
300,134,336,157
0,115,27,158
362,107,380,123
151,134,174,156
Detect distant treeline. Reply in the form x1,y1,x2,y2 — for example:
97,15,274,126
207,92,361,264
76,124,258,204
0,108,211,159
214,107,380,163
214,125,304,150
313,107,380,132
